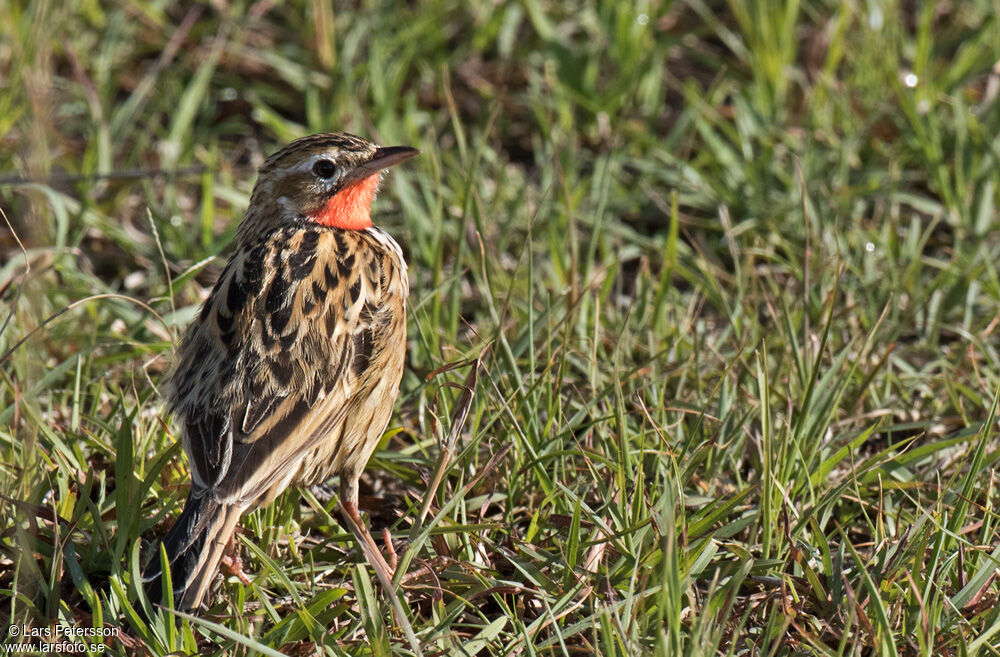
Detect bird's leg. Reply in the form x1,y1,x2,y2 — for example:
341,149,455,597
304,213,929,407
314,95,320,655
339,479,396,582
220,531,252,586
339,477,423,657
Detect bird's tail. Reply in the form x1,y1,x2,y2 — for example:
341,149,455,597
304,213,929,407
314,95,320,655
142,492,243,611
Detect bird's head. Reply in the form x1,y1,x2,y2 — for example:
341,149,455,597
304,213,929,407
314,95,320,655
240,132,418,239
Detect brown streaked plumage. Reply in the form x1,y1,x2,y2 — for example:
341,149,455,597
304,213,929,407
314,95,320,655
144,132,418,611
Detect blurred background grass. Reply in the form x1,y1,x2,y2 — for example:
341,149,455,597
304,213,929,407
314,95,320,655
4,0,1000,655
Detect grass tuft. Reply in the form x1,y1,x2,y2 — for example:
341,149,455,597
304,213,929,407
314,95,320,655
4,1,1000,655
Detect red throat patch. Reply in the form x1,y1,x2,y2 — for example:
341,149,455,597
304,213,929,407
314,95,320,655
309,174,380,230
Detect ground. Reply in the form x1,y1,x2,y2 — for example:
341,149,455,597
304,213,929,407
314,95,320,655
2,1,1000,655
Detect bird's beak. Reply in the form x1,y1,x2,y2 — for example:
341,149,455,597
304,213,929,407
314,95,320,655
342,145,419,186
370,146,420,169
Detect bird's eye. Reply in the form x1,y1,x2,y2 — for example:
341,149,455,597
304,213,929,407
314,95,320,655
312,159,337,179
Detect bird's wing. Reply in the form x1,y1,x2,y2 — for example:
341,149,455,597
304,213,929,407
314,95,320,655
168,226,403,505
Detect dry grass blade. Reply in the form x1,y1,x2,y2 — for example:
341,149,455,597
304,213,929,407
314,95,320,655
416,344,489,528
0,205,28,340
0,294,171,365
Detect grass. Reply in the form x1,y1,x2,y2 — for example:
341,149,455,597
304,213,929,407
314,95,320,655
3,0,1000,654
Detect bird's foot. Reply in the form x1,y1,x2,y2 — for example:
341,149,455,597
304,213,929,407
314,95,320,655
221,535,253,585
383,527,398,573
342,499,397,582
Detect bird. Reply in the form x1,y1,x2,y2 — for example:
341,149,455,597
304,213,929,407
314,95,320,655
143,132,418,612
